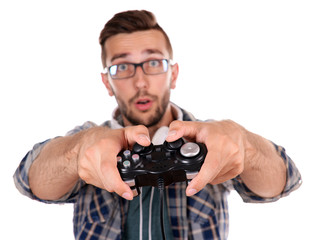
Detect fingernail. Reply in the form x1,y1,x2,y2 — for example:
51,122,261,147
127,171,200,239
122,192,133,200
167,130,177,138
139,134,150,143
187,188,197,196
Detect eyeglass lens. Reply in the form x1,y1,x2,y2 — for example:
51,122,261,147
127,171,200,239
109,59,169,79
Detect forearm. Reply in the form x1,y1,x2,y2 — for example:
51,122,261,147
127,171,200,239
29,133,82,201
240,130,287,198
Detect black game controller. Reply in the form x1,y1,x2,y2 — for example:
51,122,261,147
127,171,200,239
117,138,207,196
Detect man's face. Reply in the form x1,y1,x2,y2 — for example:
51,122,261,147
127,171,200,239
101,30,178,127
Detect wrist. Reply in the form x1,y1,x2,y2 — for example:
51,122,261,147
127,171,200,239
242,130,259,173
63,128,95,177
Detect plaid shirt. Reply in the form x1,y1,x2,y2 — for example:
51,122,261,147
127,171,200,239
14,104,302,240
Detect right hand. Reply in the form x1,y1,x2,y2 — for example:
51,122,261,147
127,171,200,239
77,125,151,200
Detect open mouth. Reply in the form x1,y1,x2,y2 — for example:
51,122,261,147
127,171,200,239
137,99,150,105
135,98,153,111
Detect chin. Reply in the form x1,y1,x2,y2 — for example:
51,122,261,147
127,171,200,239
126,111,163,128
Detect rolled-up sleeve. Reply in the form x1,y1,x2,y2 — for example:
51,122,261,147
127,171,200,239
13,140,50,201
228,143,302,203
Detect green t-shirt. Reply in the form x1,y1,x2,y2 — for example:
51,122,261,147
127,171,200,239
123,186,174,240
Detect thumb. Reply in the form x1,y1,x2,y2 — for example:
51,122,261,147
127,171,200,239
166,120,202,142
124,125,151,147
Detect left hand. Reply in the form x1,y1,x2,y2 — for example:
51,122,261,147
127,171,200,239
166,120,246,196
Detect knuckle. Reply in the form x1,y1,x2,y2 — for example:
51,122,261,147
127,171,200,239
169,120,183,129
99,137,119,151
84,146,96,159
231,165,243,177
135,124,148,132
230,141,241,155
125,125,147,138
127,124,147,133
232,156,244,174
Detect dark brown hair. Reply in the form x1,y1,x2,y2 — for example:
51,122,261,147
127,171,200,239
99,10,173,67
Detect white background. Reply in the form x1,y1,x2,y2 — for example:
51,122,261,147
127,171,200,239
1,0,315,239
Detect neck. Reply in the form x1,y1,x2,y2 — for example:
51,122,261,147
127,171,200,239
120,103,176,139
147,104,175,138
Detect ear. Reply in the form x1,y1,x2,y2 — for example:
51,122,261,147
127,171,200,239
101,73,114,96
170,63,179,89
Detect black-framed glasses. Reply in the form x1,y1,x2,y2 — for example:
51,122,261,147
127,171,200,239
104,59,170,80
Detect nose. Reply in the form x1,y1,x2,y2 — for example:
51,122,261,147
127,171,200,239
133,65,148,90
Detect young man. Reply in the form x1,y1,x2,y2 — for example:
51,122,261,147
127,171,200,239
14,10,301,240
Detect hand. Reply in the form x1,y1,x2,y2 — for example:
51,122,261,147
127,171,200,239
77,125,151,200
166,120,246,196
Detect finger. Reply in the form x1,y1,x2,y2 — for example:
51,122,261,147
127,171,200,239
99,158,134,200
210,169,239,185
78,153,133,200
84,142,134,200
100,126,149,200
124,125,151,147
186,152,221,196
166,120,203,142
210,160,243,185
186,153,244,196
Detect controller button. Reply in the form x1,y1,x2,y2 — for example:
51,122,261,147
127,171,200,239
123,160,131,168
133,143,153,154
133,143,145,153
123,150,131,159
180,142,200,157
166,138,184,150
132,154,140,163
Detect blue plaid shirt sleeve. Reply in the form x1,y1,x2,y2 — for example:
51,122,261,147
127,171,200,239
13,140,50,201
13,121,97,204
228,142,302,203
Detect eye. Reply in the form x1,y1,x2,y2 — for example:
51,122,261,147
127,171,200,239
117,64,129,72
148,60,160,67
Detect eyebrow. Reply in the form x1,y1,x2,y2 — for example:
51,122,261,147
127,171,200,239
110,49,164,63
110,53,128,63
145,48,164,56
